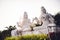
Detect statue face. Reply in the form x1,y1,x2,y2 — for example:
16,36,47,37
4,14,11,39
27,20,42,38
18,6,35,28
23,12,28,19
41,6,46,14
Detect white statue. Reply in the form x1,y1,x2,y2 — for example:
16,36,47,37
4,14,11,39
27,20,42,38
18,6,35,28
17,12,32,35
11,7,55,36
38,6,55,34
11,12,31,36
18,12,31,30
39,6,54,27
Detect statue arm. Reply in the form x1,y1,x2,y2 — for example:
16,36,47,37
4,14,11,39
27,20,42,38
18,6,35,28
17,22,22,28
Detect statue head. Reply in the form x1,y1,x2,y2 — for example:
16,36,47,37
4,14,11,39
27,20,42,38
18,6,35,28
23,11,28,19
41,6,46,14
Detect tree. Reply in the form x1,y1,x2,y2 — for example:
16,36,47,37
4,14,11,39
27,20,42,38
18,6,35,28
54,12,60,26
1,25,16,40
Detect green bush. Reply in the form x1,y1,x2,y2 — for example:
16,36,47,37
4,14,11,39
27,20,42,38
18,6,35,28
5,34,48,40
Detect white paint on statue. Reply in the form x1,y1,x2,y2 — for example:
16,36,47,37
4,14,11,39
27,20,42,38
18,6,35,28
33,6,55,34
11,7,55,36
21,12,31,32
11,12,31,36
40,6,54,25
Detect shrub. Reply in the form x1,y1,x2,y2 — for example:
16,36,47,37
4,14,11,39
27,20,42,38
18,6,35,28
5,34,48,40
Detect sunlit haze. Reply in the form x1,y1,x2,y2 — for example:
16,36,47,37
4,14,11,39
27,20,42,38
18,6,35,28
0,0,60,31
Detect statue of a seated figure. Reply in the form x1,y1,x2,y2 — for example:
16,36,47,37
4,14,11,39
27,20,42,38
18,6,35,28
33,6,55,34
17,12,32,35
11,12,31,36
19,12,31,31
11,7,55,36
39,6,55,27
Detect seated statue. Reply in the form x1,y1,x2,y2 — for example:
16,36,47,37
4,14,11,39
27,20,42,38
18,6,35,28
19,12,31,31
11,7,55,36
11,12,32,36
32,6,55,34
39,6,55,27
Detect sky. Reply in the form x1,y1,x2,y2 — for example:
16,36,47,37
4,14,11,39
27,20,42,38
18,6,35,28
0,0,60,31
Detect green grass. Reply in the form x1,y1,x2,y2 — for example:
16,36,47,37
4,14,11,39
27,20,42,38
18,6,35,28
5,34,49,40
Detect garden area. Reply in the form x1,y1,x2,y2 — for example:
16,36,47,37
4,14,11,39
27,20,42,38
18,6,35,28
5,34,49,40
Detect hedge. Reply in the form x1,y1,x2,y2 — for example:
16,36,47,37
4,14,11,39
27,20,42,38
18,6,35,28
5,34,49,40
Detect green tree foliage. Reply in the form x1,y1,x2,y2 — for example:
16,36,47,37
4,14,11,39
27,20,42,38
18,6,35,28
54,12,60,26
0,25,16,40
